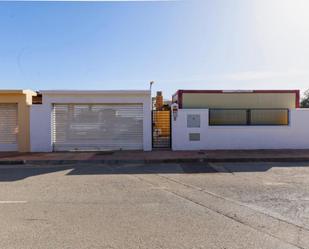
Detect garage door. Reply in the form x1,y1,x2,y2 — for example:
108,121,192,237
0,104,18,151
52,104,143,151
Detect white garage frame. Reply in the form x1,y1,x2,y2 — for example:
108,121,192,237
30,90,152,152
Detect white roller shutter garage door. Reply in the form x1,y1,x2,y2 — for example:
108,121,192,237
52,104,143,151
0,104,18,151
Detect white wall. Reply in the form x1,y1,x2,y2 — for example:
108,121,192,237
30,92,152,152
172,109,309,150
30,104,53,152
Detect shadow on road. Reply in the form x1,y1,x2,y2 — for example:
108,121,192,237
0,166,70,181
0,163,217,181
0,161,309,182
68,163,217,175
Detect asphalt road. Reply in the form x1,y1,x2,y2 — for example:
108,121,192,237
0,162,309,249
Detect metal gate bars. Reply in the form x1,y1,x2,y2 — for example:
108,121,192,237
152,110,171,149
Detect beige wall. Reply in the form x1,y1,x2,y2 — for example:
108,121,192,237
0,91,36,152
182,93,296,109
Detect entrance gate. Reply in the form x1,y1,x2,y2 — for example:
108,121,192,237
152,110,171,149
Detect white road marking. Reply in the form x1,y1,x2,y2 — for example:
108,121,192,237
0,201,27,204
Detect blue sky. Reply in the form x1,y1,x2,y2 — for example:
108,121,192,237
0,0,308,98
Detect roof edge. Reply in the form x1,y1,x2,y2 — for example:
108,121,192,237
40,90,151,95
175,89,299,94
0,89,36,96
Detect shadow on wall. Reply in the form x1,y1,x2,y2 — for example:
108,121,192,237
1,161,309,182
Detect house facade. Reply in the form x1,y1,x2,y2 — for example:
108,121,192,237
30,90,152,152
171,89,309,150
0,88,309,153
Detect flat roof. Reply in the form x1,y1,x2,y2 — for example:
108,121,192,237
0,89,37,95
174,89,299,94
40,90,151,95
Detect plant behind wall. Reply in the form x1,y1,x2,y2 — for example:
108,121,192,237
301,90,309,108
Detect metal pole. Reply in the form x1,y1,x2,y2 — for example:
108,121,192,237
150,81,155,149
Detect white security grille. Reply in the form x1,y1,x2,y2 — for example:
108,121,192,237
0,104,18,151
52,104,143,151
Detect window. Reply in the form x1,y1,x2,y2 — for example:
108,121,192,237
250,109,289,125
209,109,289,126
32,94,42,104
189,133,200,141
187,114,200,128
209,109,247,125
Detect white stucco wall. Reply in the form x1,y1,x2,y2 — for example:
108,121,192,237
172,109,309,150
30,104,53,152
30,91,152,152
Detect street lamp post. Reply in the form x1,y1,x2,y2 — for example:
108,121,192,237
150,81,154,91
150,81,155,111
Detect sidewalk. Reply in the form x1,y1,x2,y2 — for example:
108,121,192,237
1,149,309,165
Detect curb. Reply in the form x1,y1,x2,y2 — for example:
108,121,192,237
1,157,309,165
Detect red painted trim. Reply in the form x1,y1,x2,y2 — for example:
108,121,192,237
295,90,300,108
178,90,183,109
177,90,224,94
252,90,299,94
174,89,300,108
178,89,299,94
